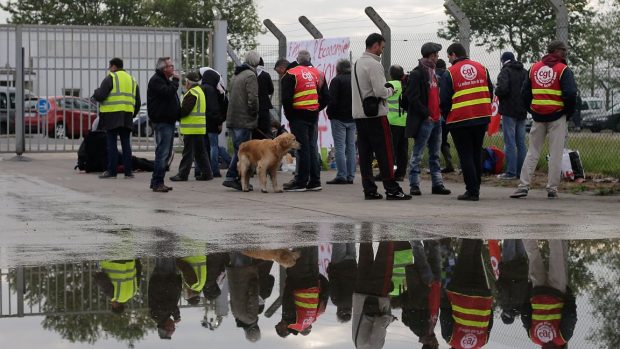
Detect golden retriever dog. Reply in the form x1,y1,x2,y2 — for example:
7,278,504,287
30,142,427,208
242,249,301,268
237,133,300,193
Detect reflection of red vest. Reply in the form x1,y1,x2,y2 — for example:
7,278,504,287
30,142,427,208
447,290,493,349
529,294,567,346
530,61,567,116
288,66,319,111
288,286,320,332
447,60,492,125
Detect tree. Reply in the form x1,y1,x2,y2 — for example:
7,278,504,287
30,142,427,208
438,0,592,63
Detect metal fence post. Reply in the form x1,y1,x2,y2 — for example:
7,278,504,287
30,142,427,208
226,45,242,66
444,0,471,55
298,16,323,39
14,26,25,157
212,12,228,87
547,0,569,43
365,7,391,79
16,266,24,317
263,19,287,59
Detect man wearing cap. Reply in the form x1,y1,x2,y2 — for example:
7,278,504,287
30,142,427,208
440,43,494,201
511,41,577,199
169,71,213,182
405,42,451,197
495,52,528,181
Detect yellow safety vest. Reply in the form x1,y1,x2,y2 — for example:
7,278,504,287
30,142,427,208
180,255,207,292
180,86,207,135
99,71,137,114
100,260,138,303
391,249,413,296
387,80,407,127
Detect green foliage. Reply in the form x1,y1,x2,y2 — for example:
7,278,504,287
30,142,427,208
438,0,592,63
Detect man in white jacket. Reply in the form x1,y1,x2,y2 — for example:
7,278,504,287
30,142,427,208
352,33,411,200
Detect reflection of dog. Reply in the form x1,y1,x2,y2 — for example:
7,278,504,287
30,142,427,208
238,133,300,193
242,249,301,268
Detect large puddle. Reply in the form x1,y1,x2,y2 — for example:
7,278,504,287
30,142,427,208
0,238,618,348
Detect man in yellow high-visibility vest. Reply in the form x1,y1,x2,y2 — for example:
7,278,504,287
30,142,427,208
93,57,141,179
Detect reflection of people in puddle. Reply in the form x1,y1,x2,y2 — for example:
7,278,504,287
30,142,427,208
352,242,396,349
95,259,142,314
521,240,576,349
440,239,493,349
496,239,529,325
276,246,329,338
327,243,357,323
202,253,231,331
176,255,208,304
393,240,441,349
148,258,182,339
227,252,276,342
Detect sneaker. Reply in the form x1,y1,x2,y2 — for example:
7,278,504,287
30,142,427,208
170,174,188,182
326,178,348,185
432,185,451,195
283,182,307,192
510,188,529,199
364,192,383,200
457,191,479,201
99,171,116,179
409,186,422,196
222,180,242,191
306,182,322,191
195,173,214,181
497,173,517,180
386,191,412,200
441,167,455,174
162,184,173,191
124,173,135,179
548,191,559,199
152,184,170,193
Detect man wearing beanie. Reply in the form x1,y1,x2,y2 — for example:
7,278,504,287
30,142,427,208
511,40,577,199
169,71,213,182
495,51,528,180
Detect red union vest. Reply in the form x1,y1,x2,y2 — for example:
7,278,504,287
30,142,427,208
288,286,320,332
288,65,320,111
530,61,567,116
529,294,567,346
447,290,493,349
447,60,492,125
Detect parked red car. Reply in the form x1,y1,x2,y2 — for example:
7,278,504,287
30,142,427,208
24,96,98,139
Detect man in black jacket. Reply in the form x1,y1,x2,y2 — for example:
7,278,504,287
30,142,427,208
148,258,182,339
197,68,225,178
436,59,455,173
495,52,528,180
405,43,451,197
147,57,180,192
254,57,275,139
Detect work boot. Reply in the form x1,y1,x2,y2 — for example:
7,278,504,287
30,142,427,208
99,171,116,179
170,174,188,181
409,186,422,196
432,185,451,195
457,191,479,201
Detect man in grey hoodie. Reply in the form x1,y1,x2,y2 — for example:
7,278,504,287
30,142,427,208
351,33,411,201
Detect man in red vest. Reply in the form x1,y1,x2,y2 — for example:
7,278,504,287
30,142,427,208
440,43,494,201
281,50,329,192
521,240,576,349
511,40,577,199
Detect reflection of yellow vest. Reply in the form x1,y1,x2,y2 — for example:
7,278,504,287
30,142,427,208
387,80,406,127
100,260,138,303
391,249,413,296
180,86,207,135
180,255,207,292
99,71,137,113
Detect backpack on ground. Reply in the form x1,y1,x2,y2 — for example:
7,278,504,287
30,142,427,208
482,146,505,174
75,131,107,172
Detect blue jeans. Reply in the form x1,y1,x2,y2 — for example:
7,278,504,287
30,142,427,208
408,120,443,187
330,119,356,181
106,127,132,176
208,132,222,176
502,239,526,262
502,116,527,177
225,128,252,181
151,123,175,186
289,118,320,185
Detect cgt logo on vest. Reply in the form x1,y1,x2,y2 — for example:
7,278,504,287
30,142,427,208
460,64,478,81
301,70,315,81
535,66,556,87
535,322,557,343
460,334,479,349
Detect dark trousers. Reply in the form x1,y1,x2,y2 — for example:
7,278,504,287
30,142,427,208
450,124,487,196
355,116,401,195
390,125,408,178
106,127,132,176
253,109,273,139
289,118,320,185
440,119,454,170
355,242,394,296
178,134,211,178
448,239,490,293
194,134,212,177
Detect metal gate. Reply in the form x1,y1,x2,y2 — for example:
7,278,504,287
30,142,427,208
0,25,213,153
